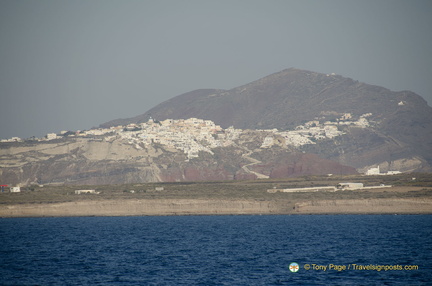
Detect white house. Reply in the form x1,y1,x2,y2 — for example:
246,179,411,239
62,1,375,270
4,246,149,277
11,187,21,193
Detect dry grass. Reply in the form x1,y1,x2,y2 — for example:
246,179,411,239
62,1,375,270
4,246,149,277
1,173,431,205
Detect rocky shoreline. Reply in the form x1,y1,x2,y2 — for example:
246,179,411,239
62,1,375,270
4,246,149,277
1,198,431,217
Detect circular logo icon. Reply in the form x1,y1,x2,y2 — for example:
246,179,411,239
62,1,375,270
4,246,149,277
289,262,300,273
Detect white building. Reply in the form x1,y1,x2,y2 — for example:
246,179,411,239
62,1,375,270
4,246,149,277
366,166,380,175
46,133,58,140
268,186,336,193
1,137,22,142
387,171,402,175
11,187,21,193
337,183,364,190
260,136,274,148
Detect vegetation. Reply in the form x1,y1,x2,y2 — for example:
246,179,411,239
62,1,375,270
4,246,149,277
1,174,431,205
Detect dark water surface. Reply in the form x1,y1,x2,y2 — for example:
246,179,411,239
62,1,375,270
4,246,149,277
1,215,431,285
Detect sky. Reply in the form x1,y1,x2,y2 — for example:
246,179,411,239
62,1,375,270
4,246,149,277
1,0,431,139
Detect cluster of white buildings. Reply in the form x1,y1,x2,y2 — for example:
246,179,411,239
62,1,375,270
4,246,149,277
111,114,373,159
0,137,23,143
1,113,377,160
115,118,242,160
0,128,116,143
113,114,373,159
261,113,372,148
365,166,401,176
1,113,383,164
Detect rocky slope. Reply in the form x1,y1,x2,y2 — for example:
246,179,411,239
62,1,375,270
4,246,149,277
102,68,432,172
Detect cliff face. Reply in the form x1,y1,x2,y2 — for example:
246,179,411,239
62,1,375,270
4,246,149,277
0,139,163,185
102,68,432,172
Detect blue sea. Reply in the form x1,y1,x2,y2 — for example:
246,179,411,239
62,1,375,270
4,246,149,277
1,215,431,285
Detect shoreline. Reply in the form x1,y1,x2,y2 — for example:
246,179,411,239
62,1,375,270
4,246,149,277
1,198,432,217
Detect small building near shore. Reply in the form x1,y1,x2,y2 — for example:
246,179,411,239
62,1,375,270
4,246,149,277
75,189,99,194
267,186,337,193
11,186,21,193
337,183,364,190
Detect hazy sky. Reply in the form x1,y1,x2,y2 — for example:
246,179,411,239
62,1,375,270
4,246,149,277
1,0,431,139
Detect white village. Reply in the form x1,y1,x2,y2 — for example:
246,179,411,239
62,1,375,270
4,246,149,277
1,112,405,194
2,112,399,176
1,112,370,153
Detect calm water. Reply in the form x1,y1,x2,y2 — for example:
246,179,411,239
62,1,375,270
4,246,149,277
0,215,431,285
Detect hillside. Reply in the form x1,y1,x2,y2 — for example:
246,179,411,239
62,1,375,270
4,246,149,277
0,119,356,185
101,68,432,173
2,68,431,186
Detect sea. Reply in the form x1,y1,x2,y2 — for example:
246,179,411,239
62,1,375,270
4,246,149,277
0,215,431,285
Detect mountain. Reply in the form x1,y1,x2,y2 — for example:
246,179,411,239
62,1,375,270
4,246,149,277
101,68,432,173
2,68,431,186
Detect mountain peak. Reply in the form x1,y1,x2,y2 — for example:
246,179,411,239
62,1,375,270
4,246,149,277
2,69,431,186
102,68,430,129
99,68,432,173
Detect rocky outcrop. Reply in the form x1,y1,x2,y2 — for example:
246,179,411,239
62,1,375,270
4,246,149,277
358,156,430,174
